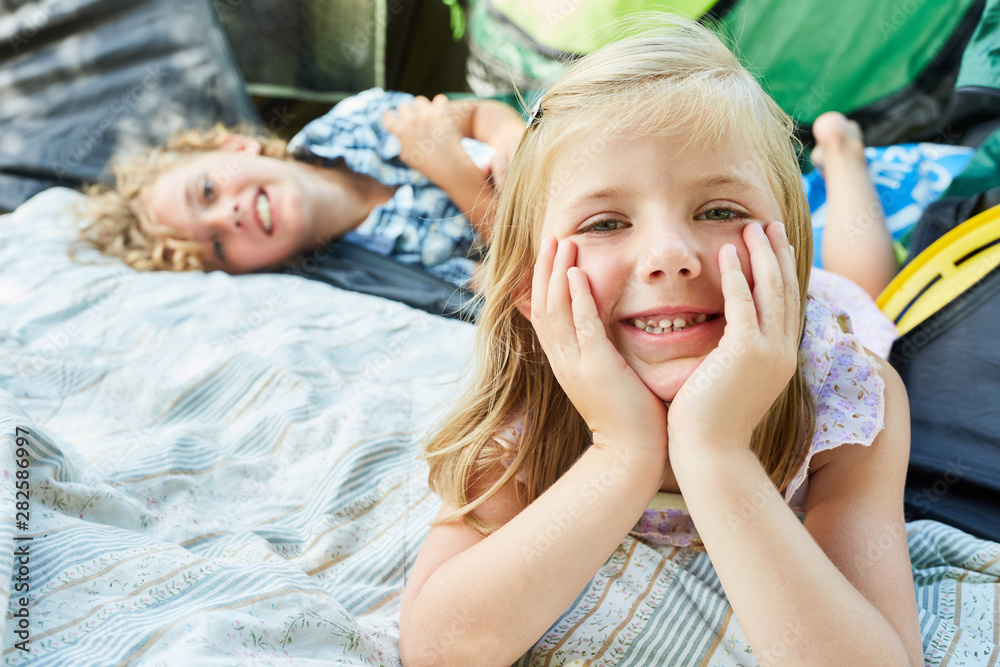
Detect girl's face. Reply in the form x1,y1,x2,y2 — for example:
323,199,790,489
535,127,784,402
142,143,322,273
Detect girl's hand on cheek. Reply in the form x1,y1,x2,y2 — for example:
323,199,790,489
530,238,668,460
667,222,800,459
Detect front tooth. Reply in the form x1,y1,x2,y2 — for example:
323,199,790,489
673,317,686,329
695,314,707,323
256,193,273,232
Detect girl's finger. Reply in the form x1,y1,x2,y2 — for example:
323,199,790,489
767,221,801,338
745,222,785,336
546,239,581,352
566,267,600,343
719,243,757,336
530,237,558,346
566,267,617,360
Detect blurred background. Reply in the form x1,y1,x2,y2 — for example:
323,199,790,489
1,0,998,214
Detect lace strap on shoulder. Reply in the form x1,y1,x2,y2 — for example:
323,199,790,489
785,297,886,503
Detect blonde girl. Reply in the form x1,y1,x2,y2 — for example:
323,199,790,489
400,17,922,667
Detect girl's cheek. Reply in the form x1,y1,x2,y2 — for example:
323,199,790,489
571,254,615,328
575,252,616,298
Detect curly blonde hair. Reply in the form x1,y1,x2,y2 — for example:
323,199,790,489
73,124,290,271
426,18,815,541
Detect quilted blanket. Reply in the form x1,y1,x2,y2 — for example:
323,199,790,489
1,189,998,666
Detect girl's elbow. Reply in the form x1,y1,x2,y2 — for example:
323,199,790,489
400,615,517,667
398,639,445,667
400,636,509,667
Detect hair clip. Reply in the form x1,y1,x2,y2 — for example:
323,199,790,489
526,97,543,128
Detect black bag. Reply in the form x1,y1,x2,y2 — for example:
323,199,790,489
273,240,480,323
890,190,1000,541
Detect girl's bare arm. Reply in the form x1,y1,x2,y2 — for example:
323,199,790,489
671,364,922,666
400,444,664,667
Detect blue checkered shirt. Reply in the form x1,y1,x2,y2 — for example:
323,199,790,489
287,88,492,287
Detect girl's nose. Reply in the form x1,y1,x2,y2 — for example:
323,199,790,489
640,229,702,280
229,200,242,228
210,200,242,231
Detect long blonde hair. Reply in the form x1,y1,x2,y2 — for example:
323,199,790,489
425,18,815,535
72,124,289,271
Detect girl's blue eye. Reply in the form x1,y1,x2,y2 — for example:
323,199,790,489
202,179,215,202
586,219,626,232
701,207,743,221
212,237,225,261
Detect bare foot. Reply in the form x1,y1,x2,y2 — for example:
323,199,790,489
814,111,894,299
811,111,866,171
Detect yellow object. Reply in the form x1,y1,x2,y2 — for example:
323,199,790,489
877,204,1000,335
648,492,688,512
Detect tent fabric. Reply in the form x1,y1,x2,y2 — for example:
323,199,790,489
465,0,732,97
466,0,576,96
215,0,385,102
487,0,716,56
942,126,1000,199
465,0,1000,147
717,0,981,129
957,0,1000,90
0,0,260,212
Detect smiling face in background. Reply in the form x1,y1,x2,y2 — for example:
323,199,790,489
142,144,322,273
538,126,783,402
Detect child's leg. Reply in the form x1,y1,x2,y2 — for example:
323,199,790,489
813,111,897,300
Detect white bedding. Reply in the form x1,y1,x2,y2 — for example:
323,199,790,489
2,188,998,666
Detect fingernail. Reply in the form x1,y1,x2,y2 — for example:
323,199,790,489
775,222,787,240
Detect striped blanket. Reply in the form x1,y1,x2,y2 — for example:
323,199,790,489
2,188,999,666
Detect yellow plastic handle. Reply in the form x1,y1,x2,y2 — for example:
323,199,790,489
877,204,1000,336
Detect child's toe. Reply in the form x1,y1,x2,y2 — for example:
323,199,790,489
811,144,826,170
811,111,866,169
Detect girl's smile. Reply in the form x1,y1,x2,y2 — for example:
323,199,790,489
537,127,783,401
620,310,725,351
252,188,279,236
142,142,394,273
